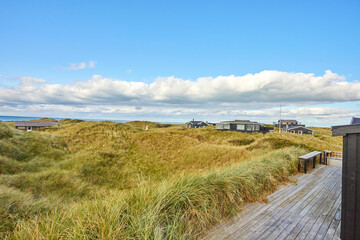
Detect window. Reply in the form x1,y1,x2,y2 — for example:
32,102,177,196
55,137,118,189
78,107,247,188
216,123,223,130
299,131,303,135
223,124,230,130
246,125,254,131
18,126,25,130
255,125,260,131
237,124,245,130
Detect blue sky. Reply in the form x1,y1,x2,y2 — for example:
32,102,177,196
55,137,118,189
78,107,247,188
0,0,359,126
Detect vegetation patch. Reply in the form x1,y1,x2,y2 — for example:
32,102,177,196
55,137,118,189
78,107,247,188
0,120,342,239
247,137,317,152
229,138,255,146
11,148,305,240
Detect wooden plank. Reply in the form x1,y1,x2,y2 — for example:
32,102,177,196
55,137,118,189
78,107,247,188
301,180,341,239
246,168,340,240
355,133,360,239
265,168,340,240
341,135,347,239
333,218,341,240
216,168,329,237
270,169,341,240
299,151,322,159
313,193,341,240
204,170,326,240
294,179,341,240
284,171,339,240
343,134,356,239
202,166,341,240
226,167,338,240
324,204,341,239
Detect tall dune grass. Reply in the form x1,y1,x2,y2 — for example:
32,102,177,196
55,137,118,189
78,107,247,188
11,147,304,240
0,120,342,239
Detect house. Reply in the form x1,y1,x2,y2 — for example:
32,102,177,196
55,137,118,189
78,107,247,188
14,121,58,131
275,119,305,129
274,119,313,135
216,120,272,133
287,126,314,135
186,120,209,128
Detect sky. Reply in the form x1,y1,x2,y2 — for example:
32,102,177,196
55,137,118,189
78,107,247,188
0,0,359,126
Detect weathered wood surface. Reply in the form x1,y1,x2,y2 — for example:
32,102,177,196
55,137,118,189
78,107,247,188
298,151,322,160
203,166,341,240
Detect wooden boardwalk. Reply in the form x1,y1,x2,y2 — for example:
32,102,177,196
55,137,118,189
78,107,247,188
203,166,342,240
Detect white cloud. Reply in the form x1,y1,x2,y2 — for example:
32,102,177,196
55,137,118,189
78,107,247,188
65,61,96,70
2,70,357,106
126,69,132,74
0,70,359,126
18,77,46,87
0,74,3,78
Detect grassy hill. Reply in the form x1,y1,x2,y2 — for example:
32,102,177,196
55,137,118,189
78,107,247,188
0,120,342,239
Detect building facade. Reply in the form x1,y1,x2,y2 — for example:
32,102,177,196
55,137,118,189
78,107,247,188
186,120,209,129
287,126,314,135
216,120,271,133
14,121,58,131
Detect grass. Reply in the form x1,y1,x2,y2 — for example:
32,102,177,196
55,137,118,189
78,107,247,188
0,119,342,239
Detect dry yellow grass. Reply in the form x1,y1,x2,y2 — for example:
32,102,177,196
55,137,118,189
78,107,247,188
0,120,342,239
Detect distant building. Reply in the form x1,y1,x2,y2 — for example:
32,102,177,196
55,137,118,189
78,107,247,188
274,119,314,135
186,120,209,129
216,120,272,133
287,126,314,135
275,119,305,129
14,121,58,131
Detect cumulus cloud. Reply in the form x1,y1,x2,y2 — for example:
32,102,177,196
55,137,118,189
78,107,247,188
1,70,359,107
65,61,96,70
0,70,359,125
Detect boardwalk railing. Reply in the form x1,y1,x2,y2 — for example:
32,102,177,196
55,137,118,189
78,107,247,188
298,151,322,173
323,150,342,165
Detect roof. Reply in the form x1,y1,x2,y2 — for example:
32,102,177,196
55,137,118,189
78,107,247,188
278,119,298,122
186,121,206,125
350,117,360,125
219,120,262,125
332,123,360,136
14,121,58,127
287,126,313,131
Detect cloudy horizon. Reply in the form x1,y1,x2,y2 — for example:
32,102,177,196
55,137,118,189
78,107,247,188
0,69,359,126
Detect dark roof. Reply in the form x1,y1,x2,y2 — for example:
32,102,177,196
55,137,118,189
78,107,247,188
287,126,313,131
14,121,58,127
220,120,262,125
278,119,298,122
350,117,360,125
186,121,206,125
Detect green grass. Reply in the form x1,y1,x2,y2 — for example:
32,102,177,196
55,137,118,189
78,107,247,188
0,120,342,239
